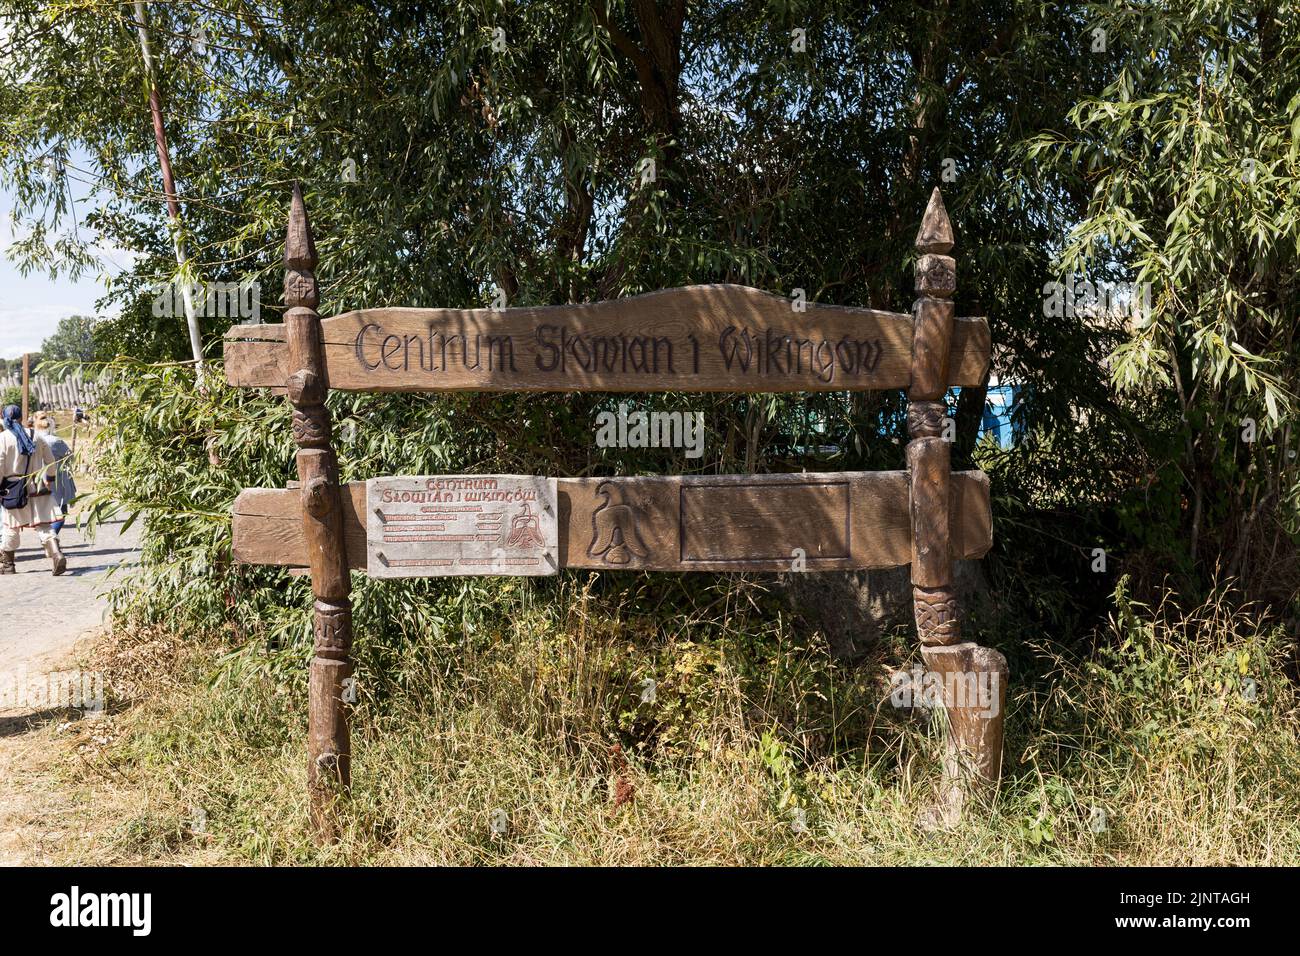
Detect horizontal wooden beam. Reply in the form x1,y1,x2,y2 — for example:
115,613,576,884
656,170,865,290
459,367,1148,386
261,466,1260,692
224,284,989,394
232,470,992,574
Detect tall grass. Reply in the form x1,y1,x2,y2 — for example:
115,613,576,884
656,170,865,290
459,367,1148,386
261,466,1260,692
75,575,1299,866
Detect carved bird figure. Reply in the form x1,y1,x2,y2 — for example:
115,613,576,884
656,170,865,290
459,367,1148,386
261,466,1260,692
505,502,545,549
588,480,649,565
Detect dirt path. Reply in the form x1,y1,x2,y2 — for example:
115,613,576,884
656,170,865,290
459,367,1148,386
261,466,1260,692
0,518,144,865
0,518,142,675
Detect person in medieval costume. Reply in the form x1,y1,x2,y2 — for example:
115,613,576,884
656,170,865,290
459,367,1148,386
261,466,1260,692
32,412,77,535
0,405,66,575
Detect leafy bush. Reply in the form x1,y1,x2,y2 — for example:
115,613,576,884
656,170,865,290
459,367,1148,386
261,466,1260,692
1025,0,1300,607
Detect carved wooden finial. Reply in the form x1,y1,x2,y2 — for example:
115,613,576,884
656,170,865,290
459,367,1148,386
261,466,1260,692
285,183,319,310
915,187,954,254
286,182,318,271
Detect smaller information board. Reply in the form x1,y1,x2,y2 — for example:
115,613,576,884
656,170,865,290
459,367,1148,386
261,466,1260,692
366,475,559,577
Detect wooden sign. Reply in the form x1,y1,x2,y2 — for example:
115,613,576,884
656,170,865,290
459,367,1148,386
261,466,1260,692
233,470,992,574
228,185,1005,840
366,475,558,577
224,284,990,394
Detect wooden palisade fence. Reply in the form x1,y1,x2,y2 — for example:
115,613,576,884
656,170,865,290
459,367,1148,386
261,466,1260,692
226,185,1005,839
0,372,102,410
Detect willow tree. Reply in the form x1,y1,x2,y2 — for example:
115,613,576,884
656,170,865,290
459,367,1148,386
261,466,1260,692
5,0,1204,648
1029,0,1300,606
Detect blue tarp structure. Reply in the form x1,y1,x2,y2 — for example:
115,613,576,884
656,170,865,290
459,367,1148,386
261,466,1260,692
979,383,1019,448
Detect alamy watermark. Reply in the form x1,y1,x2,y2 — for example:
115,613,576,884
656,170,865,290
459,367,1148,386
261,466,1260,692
1042,275,1151,322
889,666,1001,718
151,280,261,324
595,402,704,459
0,667,104,714
49,886,150,936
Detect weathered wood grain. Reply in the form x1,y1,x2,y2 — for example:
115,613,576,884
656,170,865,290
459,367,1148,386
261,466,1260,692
921,641,1009,823
909,297,955,402
223,284,990,393
908,188,961,634
282,184,352,841
232,470,992,573
908,189,1006,826
906,437,953,589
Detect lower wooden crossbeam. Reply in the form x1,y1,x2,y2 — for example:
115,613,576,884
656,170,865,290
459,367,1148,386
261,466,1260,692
232,470,991,575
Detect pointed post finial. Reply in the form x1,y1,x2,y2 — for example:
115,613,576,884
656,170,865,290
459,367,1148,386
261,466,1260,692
915,187,954,254
286,182,318,271
285,183,319,310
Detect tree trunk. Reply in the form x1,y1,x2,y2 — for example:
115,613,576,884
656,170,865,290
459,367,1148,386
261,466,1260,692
133,2,205,377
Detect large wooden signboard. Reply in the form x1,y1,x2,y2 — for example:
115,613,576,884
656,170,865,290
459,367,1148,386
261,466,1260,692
366,475,558,577
229,184,1006,841
225,284,990,394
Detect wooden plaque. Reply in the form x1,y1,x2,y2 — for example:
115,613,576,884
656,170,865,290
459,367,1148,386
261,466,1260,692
225,284,990,394
366,475,558,577
234,470,992,574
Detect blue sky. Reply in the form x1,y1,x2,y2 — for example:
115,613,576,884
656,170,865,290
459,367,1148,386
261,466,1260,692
0,171,131,359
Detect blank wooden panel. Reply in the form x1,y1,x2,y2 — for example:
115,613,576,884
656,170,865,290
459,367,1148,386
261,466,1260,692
679,480,850,563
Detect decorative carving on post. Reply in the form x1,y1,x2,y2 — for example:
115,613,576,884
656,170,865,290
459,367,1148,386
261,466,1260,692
908,188,959,632
284,184,353,841
906,188,1007,824
912,585,961,645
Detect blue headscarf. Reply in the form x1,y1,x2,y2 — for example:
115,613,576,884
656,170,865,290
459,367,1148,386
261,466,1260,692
3,405,35,456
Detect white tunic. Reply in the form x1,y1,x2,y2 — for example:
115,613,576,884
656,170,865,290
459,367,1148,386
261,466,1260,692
1,427,57,530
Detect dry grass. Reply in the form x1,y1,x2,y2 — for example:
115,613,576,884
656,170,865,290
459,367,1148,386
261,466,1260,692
0,631,233,866
10,580,1300,866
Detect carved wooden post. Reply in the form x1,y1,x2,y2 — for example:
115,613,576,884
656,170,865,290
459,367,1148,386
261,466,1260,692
907,188,1007,824
283,184,353,841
